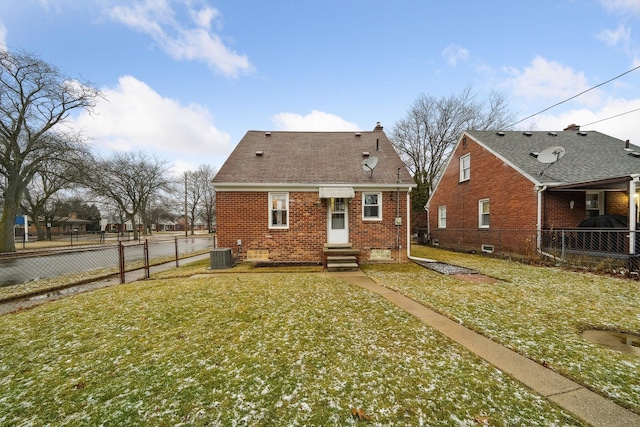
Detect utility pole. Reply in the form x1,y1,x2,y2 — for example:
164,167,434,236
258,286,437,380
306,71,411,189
184,172,188,237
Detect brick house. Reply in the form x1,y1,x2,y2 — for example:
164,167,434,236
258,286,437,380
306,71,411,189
212,123,416,267
426,127,640,260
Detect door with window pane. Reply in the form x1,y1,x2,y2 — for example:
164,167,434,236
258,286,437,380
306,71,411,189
327,198,349,243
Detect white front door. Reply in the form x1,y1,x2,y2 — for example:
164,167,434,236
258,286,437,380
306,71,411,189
327,198,349,244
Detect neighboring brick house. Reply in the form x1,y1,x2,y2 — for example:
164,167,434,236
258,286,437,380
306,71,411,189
212,123,416,266
427,127,640,259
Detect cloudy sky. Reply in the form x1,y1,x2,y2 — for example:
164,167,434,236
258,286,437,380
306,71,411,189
2,0,639,174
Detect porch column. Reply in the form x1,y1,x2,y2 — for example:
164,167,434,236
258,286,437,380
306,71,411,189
629,176,638,255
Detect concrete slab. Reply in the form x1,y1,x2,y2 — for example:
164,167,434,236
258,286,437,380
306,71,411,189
549,387,640,427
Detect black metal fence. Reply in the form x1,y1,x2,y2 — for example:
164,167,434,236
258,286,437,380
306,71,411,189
0,235,217,291
419,227,638,269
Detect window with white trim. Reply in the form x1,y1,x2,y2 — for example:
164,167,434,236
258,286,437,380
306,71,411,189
459,153,470,182
479,198,490,228
269,192,289,228
438,206,446,228
362,192,382,220
585,191,604,218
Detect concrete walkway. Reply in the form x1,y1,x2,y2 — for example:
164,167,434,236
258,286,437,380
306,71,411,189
326,270,640,427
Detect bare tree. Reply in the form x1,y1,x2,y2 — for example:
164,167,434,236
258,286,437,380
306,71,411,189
200,165,217,232
185,170,203,235
390,86,516,214
184,164,217,235
21,160,84,240
0,50,100,252
85,152,173,241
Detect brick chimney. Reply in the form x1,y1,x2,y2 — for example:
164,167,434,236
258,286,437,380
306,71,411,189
373,121,383,132
564,123,580,131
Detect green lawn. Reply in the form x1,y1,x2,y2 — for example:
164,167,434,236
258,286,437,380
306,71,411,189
0,269,582,426
362,245,640,414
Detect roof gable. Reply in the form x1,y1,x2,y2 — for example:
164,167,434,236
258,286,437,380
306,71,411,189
466,130,640,186
212,129,415,187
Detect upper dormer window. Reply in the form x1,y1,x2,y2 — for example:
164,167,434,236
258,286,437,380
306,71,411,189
459,154,470,182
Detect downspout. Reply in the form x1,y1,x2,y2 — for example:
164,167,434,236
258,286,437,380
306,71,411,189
406,188,437,263
425,207,430,242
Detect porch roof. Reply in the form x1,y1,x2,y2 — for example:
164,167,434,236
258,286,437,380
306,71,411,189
548,176,634,191
318,187,355,198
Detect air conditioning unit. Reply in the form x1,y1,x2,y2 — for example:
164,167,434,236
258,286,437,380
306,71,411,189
210,248,233,269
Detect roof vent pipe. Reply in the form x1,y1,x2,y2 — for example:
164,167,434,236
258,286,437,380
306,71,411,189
626,140,630,149
376,139,379,151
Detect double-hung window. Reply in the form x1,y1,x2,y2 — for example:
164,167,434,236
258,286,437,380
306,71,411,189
269,192,289,229
438,206,447,228
478,198,490,228
362,192,382,220
460,154,470,182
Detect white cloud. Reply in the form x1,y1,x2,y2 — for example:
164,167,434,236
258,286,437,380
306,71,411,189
190,6,220,30
600,0,640,15
596,24,631,47
522,97,640,143
442,44,469,66
71,75,232,174
107,0,253,78
0,22,7,51
271,110,360,131
503,56,604,107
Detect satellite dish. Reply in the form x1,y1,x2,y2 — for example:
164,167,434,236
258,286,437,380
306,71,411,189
538,146,565,177
361,156,378,178
537,146,565,164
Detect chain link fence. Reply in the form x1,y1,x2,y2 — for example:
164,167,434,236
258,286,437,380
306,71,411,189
420,228,637,270
0,235,217,302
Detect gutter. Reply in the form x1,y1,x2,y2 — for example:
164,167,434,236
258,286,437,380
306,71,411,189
406,189,437,263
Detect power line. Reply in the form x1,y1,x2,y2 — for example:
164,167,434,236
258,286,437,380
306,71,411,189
582,107,640,127
506,64,640,128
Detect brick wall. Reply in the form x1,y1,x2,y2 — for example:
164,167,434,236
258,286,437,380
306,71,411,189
216,190,409,263
428,135,539,253
544,191,586,228
606,191,629,216
545,191,631,227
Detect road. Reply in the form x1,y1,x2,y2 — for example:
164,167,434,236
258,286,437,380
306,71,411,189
0,252,212,315
0,237,214,287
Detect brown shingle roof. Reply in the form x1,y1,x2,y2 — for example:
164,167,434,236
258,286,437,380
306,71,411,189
212,129,415,186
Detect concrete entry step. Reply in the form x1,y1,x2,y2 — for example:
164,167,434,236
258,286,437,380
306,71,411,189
327,255,357,263
323,243,360,271
324,243,353,249
323,248,360,256
327,262,359,272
